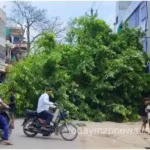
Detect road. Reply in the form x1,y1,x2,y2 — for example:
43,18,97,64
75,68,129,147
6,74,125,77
0,119,87,149
1,119,150,149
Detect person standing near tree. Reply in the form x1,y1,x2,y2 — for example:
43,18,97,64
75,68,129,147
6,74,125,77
140,98,148,133
8,89,16,129
145,100,150,134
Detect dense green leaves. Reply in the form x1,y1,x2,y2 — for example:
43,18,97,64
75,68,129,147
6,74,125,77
0,16,150,122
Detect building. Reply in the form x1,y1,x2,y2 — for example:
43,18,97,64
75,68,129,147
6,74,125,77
0,8,6,83
6,27,27,62
116,1,150,54
0,8,6,71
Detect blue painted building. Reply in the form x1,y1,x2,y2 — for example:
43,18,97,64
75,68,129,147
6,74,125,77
116,1,150,54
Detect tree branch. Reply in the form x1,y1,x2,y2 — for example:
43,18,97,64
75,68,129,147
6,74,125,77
30,29,47,44
8,2,66,51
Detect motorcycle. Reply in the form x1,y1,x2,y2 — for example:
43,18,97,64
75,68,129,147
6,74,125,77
22,104,78,141
0,108,12,140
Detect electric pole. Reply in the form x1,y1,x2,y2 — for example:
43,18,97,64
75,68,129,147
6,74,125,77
91,8,93,16
113,22,116,33
86,8,98,17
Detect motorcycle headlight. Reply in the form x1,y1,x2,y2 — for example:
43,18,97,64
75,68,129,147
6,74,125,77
63,110,69,118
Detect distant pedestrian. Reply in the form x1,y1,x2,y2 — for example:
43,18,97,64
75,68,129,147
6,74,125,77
140,98,148,133
8,89,16,129
145,99,150,134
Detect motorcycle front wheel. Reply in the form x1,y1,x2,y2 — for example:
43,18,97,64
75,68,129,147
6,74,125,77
23,119,38,137
60,122,78,141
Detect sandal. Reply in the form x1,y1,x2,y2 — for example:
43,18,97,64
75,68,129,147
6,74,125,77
4,141,13,145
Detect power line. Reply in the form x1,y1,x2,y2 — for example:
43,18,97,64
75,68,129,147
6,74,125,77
94,1,103,17
85,1,98,17
108,16,116,26
96,1,103,10
91,1,96,9
85,1,95,15
108,15,115,24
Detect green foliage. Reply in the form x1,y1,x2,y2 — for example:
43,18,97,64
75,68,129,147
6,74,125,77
36,32,56,52
1,16,150,122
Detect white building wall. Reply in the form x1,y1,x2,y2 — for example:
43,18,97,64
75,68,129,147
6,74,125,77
0,8,6,65
0,37,5,48
0,8,6,47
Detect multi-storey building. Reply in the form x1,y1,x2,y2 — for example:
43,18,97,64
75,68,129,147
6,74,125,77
6,27,27,62
0,8,6,72
0,8,6,83
116,1,150,54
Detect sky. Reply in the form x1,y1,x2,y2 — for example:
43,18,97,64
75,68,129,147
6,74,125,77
0,1,116,37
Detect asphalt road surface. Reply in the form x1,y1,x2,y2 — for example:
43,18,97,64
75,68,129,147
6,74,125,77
0,119,87,149
2,119,148,149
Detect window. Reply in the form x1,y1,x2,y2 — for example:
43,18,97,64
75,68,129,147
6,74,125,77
13,37,20,44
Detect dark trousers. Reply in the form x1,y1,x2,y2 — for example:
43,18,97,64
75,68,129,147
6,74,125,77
0,115,9,140
38,111,53,125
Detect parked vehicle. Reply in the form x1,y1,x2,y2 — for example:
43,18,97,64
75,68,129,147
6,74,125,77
22,104,78,141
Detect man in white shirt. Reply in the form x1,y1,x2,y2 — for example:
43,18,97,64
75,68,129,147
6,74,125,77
37,87,56,130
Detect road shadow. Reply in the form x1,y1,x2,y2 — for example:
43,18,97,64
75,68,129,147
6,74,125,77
17,134,64,141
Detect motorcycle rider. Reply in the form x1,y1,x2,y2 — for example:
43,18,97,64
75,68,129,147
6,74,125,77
37,87,56,131
0,98,13,145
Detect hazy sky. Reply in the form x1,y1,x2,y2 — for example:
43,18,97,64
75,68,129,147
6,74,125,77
0,1,116,25
0,1,116,37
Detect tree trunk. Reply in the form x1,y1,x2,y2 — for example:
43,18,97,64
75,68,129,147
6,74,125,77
27,26,30,53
